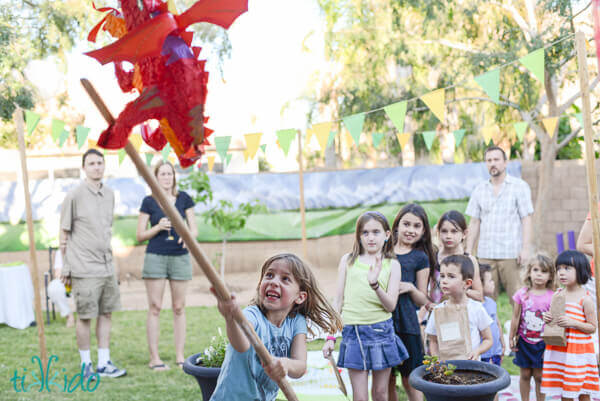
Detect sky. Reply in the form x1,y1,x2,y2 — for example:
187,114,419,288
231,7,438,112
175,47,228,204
25,0,327,172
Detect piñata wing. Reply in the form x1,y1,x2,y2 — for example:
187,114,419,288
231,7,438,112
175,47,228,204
176,0,248,31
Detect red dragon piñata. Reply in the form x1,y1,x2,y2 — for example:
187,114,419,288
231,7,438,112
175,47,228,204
86,0,248,167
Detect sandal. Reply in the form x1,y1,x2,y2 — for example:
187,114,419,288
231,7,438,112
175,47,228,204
176,362,184,368
149,364,170,371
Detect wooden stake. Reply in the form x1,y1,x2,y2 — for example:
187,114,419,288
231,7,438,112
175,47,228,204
297,130,308,261
576,32,600,352
14,106,47,367
80,79,298,401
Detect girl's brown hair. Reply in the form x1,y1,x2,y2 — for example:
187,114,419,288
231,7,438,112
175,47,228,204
153,160,178,196
252,253,343,336
523,252,555,290
347,211,394,266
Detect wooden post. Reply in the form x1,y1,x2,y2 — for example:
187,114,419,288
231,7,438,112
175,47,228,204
297,130,308,261
14,106,47,367
80,79,298,401
576,32,600,351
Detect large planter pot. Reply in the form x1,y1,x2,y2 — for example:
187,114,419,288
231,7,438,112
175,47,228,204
409,359,510,401
183,353,221,401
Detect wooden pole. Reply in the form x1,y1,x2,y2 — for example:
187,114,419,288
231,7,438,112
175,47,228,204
575,32,600,352
80,79,298,401
297,130,308,261
14,106,48,367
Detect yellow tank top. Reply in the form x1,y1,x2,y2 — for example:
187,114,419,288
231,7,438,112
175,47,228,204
341,257,393,325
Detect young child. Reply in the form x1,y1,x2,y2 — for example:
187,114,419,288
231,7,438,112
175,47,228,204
479,264,505,368
210,253,343,401
510,253,555,401
389,204,434,401
425,254,493,360
322,211,408,401
432,210,483,303
541,250,600,401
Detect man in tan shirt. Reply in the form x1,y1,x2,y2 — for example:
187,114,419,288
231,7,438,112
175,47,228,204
60,149,126,380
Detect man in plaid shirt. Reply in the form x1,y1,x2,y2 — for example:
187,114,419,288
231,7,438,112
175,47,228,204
465,146,533,301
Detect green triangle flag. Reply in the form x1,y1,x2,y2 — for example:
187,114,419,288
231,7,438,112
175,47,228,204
575,113,584,127
118,148,126,165
276,129,296,156
24,110,40,136
513,122,528,142
422,131,436,151
214,136,231,163
474,69,500,103
383,101,407,133
75,126,90,149
260,144,266,154
225,153,232,166
372,132,384,149
453,129,466,148
145,153,154,166
342,112,366,146
51,119,65,142
161,143,171,161
58,129,70,147
519,48,544,83
327,131,336,148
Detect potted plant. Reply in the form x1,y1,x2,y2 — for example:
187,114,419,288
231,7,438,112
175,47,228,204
408,355,510,401
183,329,227,400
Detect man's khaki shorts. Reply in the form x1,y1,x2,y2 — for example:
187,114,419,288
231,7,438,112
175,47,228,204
72,276,121,319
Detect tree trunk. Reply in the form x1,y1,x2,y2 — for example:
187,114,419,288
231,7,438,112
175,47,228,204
532,133,557,251
220,237,227,281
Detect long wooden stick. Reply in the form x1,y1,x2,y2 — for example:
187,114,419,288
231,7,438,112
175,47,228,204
297,130,308,260
80,79,298,401
576,32,600,353
14,106,47,367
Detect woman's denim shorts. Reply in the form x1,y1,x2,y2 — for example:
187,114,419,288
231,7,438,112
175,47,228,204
337,318,409,371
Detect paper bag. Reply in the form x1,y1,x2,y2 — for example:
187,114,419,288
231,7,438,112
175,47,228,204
434,303,471,360
542,291,567,347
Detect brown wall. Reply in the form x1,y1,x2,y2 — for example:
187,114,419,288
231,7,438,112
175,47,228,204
3,159,596,280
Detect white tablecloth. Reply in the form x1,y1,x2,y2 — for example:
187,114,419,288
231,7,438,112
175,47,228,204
0,264,34,329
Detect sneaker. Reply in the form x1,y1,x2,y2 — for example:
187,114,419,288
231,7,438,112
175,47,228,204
82,363,96,382
97,361,127,378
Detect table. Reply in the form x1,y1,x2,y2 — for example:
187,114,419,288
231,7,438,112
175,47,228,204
0,263,35,329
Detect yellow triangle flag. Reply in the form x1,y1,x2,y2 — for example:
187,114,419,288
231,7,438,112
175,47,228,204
207,155,215,172
244,133,262,160
243,148,250,162
130,134,143,151
305,127,314,145
87,139,100,150
542,117,559,138
167,0,178,14
396,133,411,148
420,89,445,122
311,122,333,151
482,127,494,144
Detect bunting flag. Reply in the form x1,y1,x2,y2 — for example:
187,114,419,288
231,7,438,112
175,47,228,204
214,136,231,163
420,89,445,122
421,131,436,151
244,133,262,160
342,113,365,146
75,126,90,149
519,48,544,83
207,155,215,171
311,122,334,151
574,113,584,127
130,133,143,151
24,110,41,136
145,153,154,166
453,129,466,148
513,122,528,142
542,117,559,138
51,119,65,142
327,131,336,148
383,101,407,133
225,153,232,166
276,129,296,156
118,148,126,165
58,128,70,147
372,132,384,149
474,69,500,103
87,139,100,149
161,143,171,161
396,133,411,149
260,144,267,154
482,126,494,144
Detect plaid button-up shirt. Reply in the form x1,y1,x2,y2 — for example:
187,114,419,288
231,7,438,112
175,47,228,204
465,174,533,259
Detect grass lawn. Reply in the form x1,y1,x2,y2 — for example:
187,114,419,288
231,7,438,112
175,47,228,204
1,293,518,400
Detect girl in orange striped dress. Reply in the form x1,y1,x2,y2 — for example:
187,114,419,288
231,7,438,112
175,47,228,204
541,250,600,401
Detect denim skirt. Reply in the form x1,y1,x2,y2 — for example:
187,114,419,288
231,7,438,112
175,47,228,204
337,318,409,371
513,337,545,369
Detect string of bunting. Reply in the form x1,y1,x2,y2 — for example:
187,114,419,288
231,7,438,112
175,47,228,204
21,33,594,170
